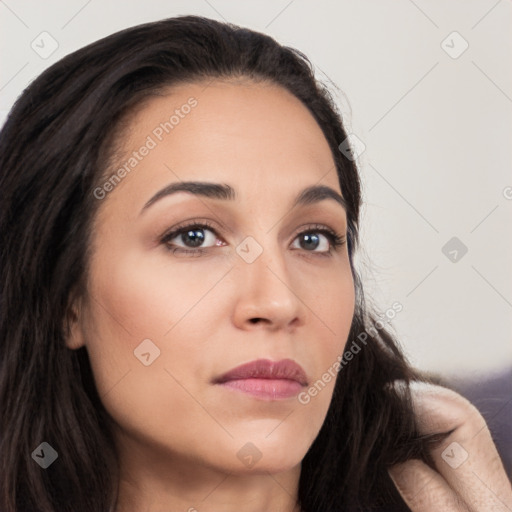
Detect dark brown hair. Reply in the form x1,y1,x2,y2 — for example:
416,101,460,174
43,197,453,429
0,15,437,512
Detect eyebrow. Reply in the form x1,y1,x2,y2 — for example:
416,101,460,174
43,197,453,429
140,181,348,214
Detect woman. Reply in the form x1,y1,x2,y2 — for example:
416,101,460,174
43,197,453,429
0,15,509,512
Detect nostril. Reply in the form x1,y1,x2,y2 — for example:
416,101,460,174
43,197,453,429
249,318,263,324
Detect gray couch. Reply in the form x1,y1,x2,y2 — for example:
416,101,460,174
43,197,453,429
442,367,512,480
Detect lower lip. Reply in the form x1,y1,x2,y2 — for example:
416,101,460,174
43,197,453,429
218,378,304,400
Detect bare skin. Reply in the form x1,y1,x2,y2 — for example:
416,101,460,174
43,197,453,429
65,79,512,511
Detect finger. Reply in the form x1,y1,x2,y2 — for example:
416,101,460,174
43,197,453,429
388,458,471,512
409,382,512,511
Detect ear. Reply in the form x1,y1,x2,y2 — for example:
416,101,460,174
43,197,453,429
64,293,86,350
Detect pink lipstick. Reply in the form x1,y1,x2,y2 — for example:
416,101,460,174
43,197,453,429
214,358,308,400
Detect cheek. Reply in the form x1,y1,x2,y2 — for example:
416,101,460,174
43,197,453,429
288,264,355,417
306,264,355,366
82,249,233,392
80,253,234,453
92,244,235,332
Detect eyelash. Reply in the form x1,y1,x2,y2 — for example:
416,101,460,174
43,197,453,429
160,219,346,258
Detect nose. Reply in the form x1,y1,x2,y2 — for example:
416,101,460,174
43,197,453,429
231,237,305,332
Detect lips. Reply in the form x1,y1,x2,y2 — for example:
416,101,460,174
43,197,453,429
214,358,309,386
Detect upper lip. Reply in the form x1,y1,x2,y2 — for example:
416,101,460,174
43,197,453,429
214,358,309,386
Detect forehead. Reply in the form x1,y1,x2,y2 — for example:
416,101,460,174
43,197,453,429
121,79,333,163
98,79,342,216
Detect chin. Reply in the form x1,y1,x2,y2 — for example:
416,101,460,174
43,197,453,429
209,436,309,476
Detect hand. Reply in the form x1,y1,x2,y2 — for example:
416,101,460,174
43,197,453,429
388,381,512,511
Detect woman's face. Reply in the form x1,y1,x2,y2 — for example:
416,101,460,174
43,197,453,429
68,79,355,479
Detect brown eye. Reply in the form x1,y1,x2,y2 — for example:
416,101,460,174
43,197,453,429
291,226,346,256
294,232,327,252
161,221,224,255
173,227,208,248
